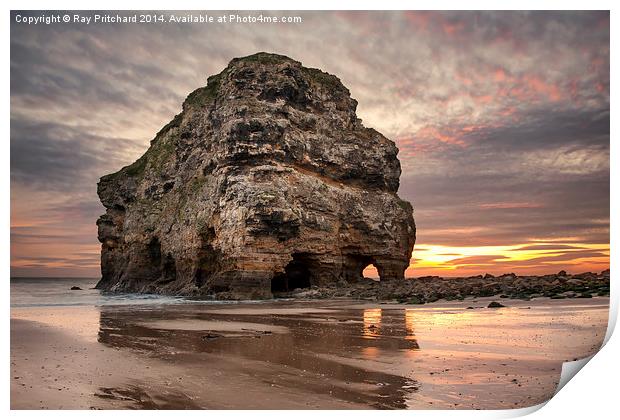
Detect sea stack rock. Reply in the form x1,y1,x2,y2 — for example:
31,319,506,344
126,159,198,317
96,52,416,299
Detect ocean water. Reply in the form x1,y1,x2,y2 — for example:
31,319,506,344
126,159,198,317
10,277,187,308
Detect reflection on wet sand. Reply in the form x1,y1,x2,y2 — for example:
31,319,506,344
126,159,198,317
363,308,382,339
87,298,610,409
11,298,609,409
405,309,419,345
98,304,420,409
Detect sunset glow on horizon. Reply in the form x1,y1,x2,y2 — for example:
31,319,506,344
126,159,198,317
10,11,609,279
405,242,609,277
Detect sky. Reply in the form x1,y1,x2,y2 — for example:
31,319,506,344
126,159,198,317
10,11,610,278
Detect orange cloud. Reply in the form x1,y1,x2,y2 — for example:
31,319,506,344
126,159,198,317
403,11,431,30
442,21,464,36
499,106,517,117
473,94,493,105
523,75,563,101
478,202,542,209
494,68,507,82
415,125,466,146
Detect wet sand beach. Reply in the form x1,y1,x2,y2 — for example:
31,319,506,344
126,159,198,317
10,296,608,409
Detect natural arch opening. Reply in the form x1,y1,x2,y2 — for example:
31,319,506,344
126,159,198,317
362,263,380,282
271,254,312,293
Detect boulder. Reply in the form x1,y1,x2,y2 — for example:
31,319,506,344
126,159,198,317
95,52,416,299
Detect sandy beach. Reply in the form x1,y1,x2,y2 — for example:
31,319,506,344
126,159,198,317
11,296,608,410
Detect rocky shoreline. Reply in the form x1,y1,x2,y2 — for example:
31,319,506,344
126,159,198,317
276,269,611,304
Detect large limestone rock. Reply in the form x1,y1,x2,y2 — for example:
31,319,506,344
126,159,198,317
96,52,416,299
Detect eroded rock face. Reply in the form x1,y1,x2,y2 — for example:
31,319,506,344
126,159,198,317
96,52,416,299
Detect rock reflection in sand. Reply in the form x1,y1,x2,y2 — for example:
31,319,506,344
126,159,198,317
362,308,382,339
11,298,608,409
97,303,420,409
405,309,417,342
92,298,608,409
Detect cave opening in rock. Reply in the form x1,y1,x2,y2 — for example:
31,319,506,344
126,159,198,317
147,237,178,284
161,254,177,283
271,254,312,293
193,227,221,288
148,237,162,267
362,263,380,282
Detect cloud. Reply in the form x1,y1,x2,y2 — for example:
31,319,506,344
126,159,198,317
11,119,145,192
447,255,506,266
479,202,542,210
510,244,587,251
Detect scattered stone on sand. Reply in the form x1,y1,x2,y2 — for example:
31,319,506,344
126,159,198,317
488,301,506,308
70,286,82,290
201,333,223,340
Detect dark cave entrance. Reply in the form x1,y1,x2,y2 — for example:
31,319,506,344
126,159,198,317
147,236,177,284
161,254,177,283
193,227,221,289
148,237,162,267
271,254,312,293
